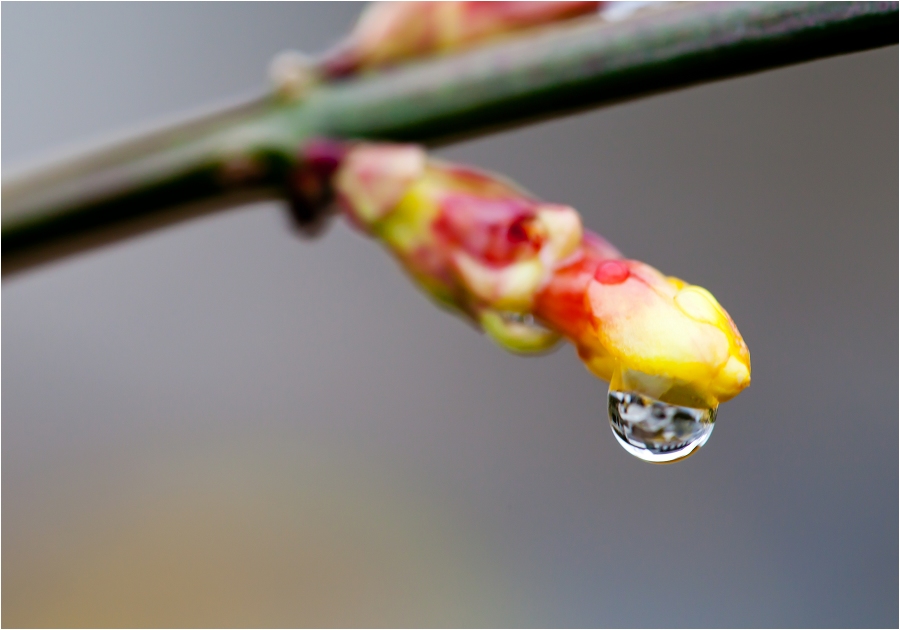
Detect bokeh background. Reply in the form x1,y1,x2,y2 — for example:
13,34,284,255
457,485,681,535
3,3,897,627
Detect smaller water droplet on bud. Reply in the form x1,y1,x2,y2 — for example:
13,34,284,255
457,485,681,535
608,389,716,463
594,260,629,284
498,311,537,327
480,310,561,354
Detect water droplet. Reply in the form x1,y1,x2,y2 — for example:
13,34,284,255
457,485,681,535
594,259,630,284
480,310,561,353
608,389,716,463
498,311,539,327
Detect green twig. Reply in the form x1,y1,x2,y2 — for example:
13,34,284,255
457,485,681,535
3,1,896,275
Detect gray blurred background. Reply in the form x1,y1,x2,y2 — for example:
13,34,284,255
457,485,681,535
3,3,897,627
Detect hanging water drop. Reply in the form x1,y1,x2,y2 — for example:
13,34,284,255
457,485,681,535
608,389,716,463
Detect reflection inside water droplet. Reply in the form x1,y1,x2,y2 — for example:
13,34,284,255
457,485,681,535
495,311,530,325
608,389,716,463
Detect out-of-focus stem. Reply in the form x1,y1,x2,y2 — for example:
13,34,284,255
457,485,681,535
3,1,896,275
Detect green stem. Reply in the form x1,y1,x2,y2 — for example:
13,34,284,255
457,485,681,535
3,1,896,275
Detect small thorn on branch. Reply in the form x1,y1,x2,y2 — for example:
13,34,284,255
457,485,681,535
285,138,350,236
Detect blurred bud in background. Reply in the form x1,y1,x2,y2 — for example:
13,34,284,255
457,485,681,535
320,1,604,76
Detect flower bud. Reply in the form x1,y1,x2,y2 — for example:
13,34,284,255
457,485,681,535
329,141,751,406
535,250,751,407
320,1,603,77
333,143,580,352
